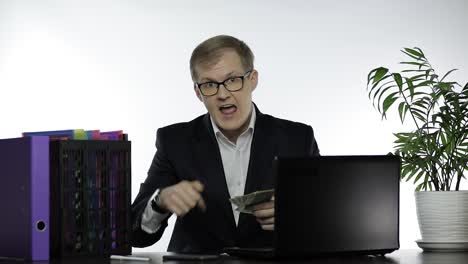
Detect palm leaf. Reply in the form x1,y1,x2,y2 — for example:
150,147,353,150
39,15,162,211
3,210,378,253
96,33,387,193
382,92,399,115
440,69,458,82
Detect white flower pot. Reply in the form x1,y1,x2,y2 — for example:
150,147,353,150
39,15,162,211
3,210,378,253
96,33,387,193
415,191,468,251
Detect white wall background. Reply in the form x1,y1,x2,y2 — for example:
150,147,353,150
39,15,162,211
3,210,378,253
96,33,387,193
1,0,467,253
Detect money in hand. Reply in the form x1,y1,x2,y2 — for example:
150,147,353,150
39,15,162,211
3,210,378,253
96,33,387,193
229,189,274,214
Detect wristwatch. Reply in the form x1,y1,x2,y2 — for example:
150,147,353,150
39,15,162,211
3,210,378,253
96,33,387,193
151,189,167,214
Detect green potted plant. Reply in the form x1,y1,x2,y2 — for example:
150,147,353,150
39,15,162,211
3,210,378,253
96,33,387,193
366,47,468,251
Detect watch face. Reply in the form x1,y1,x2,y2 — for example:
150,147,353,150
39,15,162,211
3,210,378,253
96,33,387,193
151,198,159,211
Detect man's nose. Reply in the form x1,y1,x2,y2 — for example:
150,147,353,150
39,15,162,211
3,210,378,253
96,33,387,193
217,84,230,99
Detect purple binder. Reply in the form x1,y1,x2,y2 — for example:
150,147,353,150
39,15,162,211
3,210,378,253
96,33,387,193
0,136,49,260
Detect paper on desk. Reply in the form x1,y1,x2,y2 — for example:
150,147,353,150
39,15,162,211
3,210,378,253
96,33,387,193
229,189,274,214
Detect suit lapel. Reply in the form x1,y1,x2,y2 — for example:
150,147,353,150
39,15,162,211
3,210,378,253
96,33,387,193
243,106,277,195
238,106,278,229
192,114,237,236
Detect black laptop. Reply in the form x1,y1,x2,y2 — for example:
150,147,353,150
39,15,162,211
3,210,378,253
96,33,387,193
224,155,400,259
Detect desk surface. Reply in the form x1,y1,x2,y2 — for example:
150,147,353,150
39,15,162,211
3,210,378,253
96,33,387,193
3,249,468,264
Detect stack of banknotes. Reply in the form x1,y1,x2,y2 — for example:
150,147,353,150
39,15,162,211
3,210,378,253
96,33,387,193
229,189,274,214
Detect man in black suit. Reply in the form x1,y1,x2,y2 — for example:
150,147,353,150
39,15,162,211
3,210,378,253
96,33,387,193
131,35,320,253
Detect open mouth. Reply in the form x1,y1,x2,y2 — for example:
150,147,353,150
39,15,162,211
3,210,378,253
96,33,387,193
219,104,237,115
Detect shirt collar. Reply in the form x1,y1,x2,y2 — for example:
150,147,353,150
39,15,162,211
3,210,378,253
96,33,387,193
210,103,256,143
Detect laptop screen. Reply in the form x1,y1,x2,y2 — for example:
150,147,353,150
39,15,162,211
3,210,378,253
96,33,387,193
274,155,400,256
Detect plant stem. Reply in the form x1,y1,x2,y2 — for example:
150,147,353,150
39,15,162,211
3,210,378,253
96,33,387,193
400,76,441,190
456,166,466,191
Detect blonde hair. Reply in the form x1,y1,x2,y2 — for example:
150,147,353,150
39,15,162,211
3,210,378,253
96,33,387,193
190,35,254,81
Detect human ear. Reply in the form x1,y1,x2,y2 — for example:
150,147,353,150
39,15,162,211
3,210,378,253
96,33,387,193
250,70,259,92
194,86,203,102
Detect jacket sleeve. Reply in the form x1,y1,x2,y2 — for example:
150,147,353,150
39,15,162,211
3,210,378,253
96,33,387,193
130,128,177,248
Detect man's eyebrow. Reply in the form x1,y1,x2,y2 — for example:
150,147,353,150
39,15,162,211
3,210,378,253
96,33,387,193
199,71,236,83
199,77,216,83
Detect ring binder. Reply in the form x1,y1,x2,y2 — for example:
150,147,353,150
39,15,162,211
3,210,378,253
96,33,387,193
0,136,50,261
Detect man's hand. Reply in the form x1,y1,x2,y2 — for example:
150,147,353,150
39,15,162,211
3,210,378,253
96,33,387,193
252,196,274,231
158,180,206,217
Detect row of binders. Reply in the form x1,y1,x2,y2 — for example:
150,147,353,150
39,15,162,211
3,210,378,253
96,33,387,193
22,129,128,141
0,129,131,261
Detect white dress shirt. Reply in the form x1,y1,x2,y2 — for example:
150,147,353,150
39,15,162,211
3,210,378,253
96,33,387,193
211,107,255,225
141,107,256,233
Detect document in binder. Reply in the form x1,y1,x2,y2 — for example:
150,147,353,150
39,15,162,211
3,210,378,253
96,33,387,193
0,136,50,261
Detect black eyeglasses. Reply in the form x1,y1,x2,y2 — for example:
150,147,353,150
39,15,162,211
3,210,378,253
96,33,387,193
196,70,252,96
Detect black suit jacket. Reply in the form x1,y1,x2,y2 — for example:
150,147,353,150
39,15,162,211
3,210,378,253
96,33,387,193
131,105,320,253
